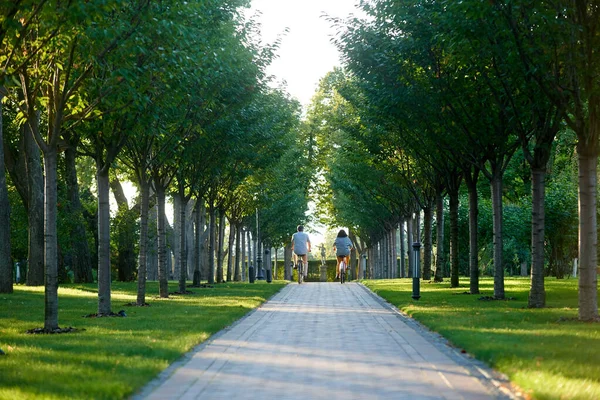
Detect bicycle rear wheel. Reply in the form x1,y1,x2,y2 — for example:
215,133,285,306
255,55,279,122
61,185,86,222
340,261,346,284
297,260,303,284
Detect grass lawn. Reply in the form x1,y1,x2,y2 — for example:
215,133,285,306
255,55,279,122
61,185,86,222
0,280,286,400
363,277,600,400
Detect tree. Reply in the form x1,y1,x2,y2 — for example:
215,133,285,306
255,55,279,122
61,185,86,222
0,90,13,294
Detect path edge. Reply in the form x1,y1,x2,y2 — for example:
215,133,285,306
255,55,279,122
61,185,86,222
129,283,291,400
356,282,525,400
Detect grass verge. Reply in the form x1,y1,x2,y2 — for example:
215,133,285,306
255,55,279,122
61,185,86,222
0,280,286,400
363,277,600,400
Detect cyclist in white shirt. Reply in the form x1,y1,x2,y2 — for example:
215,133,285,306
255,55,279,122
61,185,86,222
291,225,311,279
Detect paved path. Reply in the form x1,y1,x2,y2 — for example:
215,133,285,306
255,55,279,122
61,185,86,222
134,283,517,400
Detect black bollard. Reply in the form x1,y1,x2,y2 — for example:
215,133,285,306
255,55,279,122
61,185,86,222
412,242,421,300
249,266,255,284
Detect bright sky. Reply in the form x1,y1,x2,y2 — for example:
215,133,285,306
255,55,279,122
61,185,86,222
248,0,361,108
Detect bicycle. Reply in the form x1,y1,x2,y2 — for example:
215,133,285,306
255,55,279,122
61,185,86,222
339,258,347,284
296,255,305,284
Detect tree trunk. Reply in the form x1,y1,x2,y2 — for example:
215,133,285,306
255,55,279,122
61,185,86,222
156,184,169,297
193,200,202,286
216,211,225,283
147,201,158,281
172,193,181,284
136,176,150,305
234,223,241,281
110,178,135,282
399,220,405,278
227,221,234,282
0,95,13,294
208,203,216,285
528,168,546,308
491,172,505,299
406,214,413,278
24,113,44,286
423,206,433,281
185,200,195,280
351,239,358,281
178,187,187,294
368,247,374,279
434,190,445,283
43,149,59,330
449,190,459,288
465,173,480,294
414,211,421,242
388,229,394,278
65,144,93,283
247,229,253,280
577,151,598,320
241,227,247,281
97,167,112,315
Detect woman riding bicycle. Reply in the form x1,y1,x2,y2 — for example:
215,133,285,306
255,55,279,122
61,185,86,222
333,229,353,280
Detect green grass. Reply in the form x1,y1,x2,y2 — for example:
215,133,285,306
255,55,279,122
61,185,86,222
363,277,600,400
0,280,286,400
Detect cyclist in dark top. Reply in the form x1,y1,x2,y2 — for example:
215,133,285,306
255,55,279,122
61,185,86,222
333,229,353,279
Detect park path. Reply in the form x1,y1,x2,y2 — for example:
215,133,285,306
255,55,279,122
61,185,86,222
134,282,518,400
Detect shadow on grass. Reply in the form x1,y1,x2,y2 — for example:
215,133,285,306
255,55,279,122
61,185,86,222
0,281,286,400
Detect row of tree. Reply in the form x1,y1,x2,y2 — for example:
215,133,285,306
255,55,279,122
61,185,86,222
0,1,312,331
307,0,598,320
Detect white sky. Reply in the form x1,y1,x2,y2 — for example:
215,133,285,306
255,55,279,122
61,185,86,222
245,1,363,244
247,0,361,108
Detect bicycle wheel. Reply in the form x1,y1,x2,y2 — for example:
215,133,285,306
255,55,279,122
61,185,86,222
297,260,303,284
340,261,346,284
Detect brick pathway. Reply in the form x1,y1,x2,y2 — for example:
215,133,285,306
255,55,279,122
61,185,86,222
134,282,518,400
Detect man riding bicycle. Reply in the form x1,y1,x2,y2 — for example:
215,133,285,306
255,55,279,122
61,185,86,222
333,229,353,279
291,225,311,280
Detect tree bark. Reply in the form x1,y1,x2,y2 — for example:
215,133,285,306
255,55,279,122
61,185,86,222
136,176,150,305
465,172,480,294
406,214,413,278
208,203,216,285
434,190,445,282
178,187,187,294
0,94,13,294
241,227,247,281
227,221,234,282
234,223,241,281
528,168,546,307
216,211,225,283
186,200,195,280
351,237,358,280
43,149,59,330
449,190,459,288
247,229,253,280
577,151,598,320
65,144,93,283
491,172,505,299
423,206,433,281
110,177,136,282
156,184,169,297
147,201,158,281
24,113,44,286
193,200,203,286
4,103,45,286
172,193,181,283
399,220,405,278
97,167,112,315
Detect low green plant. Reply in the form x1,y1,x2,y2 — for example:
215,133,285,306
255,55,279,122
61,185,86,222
363,277,600,400
0,281,286,400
